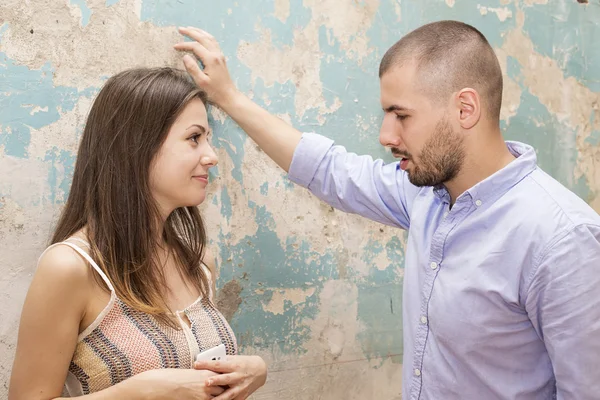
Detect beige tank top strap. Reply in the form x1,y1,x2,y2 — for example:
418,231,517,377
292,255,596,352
60,239,115,293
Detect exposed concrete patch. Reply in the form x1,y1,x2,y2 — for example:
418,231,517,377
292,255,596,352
339,213,404,277
66,0,86,28
237,138,338,253
503,8,596,130
237,24,341,119
502,6,600,211
27,96,92,160
478,5,513,21
495,49,522,124
237,0,378,119
262,287,316,315
319,322,345,358
215,279,243,322
210,107,228,125
233,136,401,277
1,1,598,399
0,0,181,90
0,195,26,242
523,0,548,5
246,280,403,399
0,149,53,208
26,105,48,116
274,0,290,22
303,0,379,63
309,281,359,359
393,0,402,21
200,145,260,246
0,196,61,395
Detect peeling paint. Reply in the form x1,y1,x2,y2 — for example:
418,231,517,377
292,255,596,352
27,96,92,160
303,0,379,63
262,287,316,315
0,196,26,241
68,0,92,27
501,4,600,210
523,0,548,5
215,279,243,322
0,0,181,90
496,49,522,124
393,0,402,21
26,105,49,116
274,0,290,22
478,5,513,21
237,25,341,119
1,0,599,398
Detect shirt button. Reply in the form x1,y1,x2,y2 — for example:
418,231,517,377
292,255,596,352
420,316,428,324
414,368,421,377
475,200,482,207
443,211,448,218
430,262,438,270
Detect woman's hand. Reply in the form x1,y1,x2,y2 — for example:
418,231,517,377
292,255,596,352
194,355,268,400
131,368,225,400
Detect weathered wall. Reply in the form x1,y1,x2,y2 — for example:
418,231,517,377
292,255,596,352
1,0,598,398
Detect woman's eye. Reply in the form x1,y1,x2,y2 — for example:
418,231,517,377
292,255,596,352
189,133,201,144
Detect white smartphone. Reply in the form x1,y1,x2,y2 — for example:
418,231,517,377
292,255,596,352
195,344,227,362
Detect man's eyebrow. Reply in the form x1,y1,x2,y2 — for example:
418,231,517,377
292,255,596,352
383,105,415,113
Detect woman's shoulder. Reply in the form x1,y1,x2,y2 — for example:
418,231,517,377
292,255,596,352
26,241,96,321
37,242,94,288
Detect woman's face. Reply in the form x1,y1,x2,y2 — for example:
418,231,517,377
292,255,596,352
150,98,218,217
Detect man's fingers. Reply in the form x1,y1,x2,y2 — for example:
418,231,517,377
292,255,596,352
173,41,211,63
181,26,220,51
181,55,208,86
178,27,220,52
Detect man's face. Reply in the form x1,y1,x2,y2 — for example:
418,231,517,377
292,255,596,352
379,62,465,187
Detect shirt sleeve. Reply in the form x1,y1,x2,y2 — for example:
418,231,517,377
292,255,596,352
288,132,421,229
525,223,600,400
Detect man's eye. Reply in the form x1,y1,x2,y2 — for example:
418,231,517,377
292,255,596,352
396,114,408,121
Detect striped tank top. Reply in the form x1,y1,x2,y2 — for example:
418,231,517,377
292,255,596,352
44,238,238,396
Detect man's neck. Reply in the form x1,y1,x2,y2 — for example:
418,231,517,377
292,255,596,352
444,134,516,204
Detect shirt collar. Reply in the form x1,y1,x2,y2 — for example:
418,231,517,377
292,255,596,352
433,141,537,207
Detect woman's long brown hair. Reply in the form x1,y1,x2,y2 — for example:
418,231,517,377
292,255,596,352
51,68,211,324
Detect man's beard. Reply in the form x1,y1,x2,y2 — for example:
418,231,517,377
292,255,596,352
395,117,465,187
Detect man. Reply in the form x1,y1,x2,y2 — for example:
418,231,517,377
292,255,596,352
175,21,600,399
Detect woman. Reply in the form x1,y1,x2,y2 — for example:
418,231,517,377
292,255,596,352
9,68,266,400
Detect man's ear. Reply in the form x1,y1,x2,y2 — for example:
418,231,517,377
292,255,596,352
455,88,481,129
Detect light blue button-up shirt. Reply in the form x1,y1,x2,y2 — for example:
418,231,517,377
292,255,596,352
288,132,600,400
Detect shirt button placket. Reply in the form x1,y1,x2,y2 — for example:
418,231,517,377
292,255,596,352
412,205,450,400
413,260,440,395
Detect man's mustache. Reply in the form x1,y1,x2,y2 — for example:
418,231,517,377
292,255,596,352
391,148,411,159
